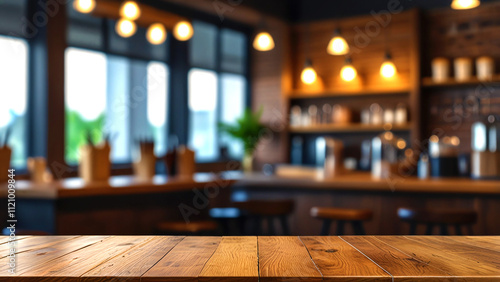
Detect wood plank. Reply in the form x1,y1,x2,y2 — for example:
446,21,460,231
199,236,258,282
81,236,183,282
300,236,391,281
12,236,148,281
448,236,500,253
341,236,453,281
375,236,500,280
0,236,28,245
142,236,222,282
405,236,500,273
0,236,77,258
258,236,322,282
0,236,109,276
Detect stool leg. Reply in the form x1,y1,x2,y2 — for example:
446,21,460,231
280,215,291,235
267,216,276,235
336,220,345,236
351,221,366,235
321,220,332,236
409,222,417,235
439,224,448,235
425,224,434,235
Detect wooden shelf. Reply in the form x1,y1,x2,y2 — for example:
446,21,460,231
288,88,411,99
288,123,412,134
422,75,500,88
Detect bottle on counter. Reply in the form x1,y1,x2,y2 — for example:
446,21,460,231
418,153,430,179
371,130,400,179
323,137,344,178
471,115,500,179
429,135,460,177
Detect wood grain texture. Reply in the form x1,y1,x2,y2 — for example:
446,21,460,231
141,236,221,282
199,236,258,282
11,236,147,281
0,236,77,259
300,236,391,281
341,236,454,281
258,236,322,281
375,236,500,280
0,236,109,276
80,236,184,282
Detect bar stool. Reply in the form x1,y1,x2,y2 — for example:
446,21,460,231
234,199,294,235
397,207,477,235
310,207,373,235
156,221,219,235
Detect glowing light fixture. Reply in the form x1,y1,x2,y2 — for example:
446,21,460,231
451,0,480,9
116,19,137,38
73,0,96,14
173,21,194,41
327,28,349,55
380,51,397,78
147,23,167,45
301,59,317,85
341,57,357,82
253,31,275,51
120,1,141,21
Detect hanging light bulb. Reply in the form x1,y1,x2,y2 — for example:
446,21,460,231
253,31,275,51
451,0,480,9
341,57,357,82
116,19,137,38
73,0,96,14
327,28,349,55
301,59,317,85
147,23,167,45
120,1,141,21
380,51,397,78
173,21,194,41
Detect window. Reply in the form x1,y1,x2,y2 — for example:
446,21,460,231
0,36,29,168
65,47,169,164
188,21,248,161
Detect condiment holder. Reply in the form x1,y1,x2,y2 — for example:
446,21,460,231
133,139,156,181
177,145,196,178
79,139,111,183
0,146,12,183
27,157,52,184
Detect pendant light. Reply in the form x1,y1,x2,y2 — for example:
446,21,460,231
173,21,194,41
147,23,167,45
301,24,317,85
327,28,349,55
73,0,96,14
380,51,397,78
341,57,357,82
451,0,480,9
116,18,137,38
253,19,275,52
301,59,317,85
120,1,141,21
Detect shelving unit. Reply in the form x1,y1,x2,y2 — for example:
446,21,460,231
288,123,412,134
288,88,411,99
422,75,500,88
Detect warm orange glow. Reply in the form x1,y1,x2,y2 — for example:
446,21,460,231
253,32,275,51
341,64,357,82
120,1,141,21
327,36,349,55
451,0,480,9
73,0,96,13
116,19,137,38
380,61,397,78
173,21,194,41
301,67,317,85
147,23,167,45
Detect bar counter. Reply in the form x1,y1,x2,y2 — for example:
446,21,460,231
2,235,499,281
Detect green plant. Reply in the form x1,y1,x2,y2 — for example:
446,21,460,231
65,110,105,163
218,108,267,155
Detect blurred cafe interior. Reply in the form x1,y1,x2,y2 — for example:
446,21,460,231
1,0,500,237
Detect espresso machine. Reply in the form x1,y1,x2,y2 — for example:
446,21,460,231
471,115,500,179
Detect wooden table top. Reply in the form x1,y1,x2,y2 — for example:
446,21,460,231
1,236,499,281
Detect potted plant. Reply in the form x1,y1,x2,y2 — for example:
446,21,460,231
219,108,267,173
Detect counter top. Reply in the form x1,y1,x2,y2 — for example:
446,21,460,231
2,235,499,281
1,171,499,199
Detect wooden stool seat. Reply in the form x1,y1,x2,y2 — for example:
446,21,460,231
311,207,373,221
234,199,294,235
310,207,373,235
157,221,218,235
398,207,477,235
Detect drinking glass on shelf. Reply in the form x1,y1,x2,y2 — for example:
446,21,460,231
322,104,332,124
370,103,383,125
